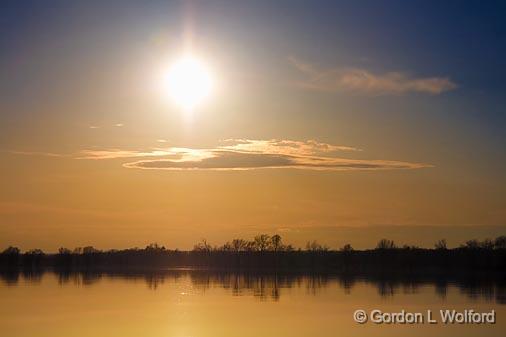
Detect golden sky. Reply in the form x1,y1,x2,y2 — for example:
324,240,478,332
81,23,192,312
1,1,505,251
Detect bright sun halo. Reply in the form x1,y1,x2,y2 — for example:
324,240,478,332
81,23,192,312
166,56,212,110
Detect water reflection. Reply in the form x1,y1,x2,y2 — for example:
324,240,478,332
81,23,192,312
1,269,505,304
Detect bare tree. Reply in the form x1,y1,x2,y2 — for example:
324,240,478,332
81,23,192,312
231,239,247,252
254,234,271,251
495,236,506,249
58,247,71,254
434,239,447,250
26,249,44,255
245,240,257,251
83,246,100,254
340,244,353,252
306,240,328,252
2,246,20,255
221,242,233,251
463,239,479,249
271,235,282,252
376,239,396,250
479,238,494,250
193,239,212,252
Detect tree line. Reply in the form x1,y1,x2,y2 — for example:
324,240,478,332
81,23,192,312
1,234,506,272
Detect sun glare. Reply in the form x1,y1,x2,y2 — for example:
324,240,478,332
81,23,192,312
166,56,213,110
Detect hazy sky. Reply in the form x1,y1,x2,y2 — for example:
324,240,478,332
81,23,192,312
1,0,505,251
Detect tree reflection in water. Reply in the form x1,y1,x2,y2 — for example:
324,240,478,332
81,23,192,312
1,269,505,304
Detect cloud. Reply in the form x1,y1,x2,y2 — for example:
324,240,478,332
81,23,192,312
219,139,361,154
77,139,430,171
88,123,124,129
78,147,213,161
124,151,429,171
6,139,431,171
289,57,457,95
78,149,181,160
4,150,67,158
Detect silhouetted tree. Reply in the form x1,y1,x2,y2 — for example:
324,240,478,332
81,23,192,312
434,239,447,250
254,234,271,251
2,233,506,272
1,246,21,267
245,241,257,251
145,243,165,252
463,239,480,249
2,246,20,255
340,244,353,252
220,242,233,251
193,239,212,252
271,235,282,252
58,247,72,254
306,240,328,252
83,246,100,254
376,239,396,250
23,249,44,268
231,239,247,252
495,236,506,249
26,249,43,255
479,239,494,250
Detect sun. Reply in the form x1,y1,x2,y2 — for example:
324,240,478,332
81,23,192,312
165,56,213,110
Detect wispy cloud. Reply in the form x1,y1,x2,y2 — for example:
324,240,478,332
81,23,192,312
124,152,429,171
6,139,431,171
78,139,430,171
77,147,216,165
289,57,457,95
219,139,361,154
4,150,67,158
88,123,124,129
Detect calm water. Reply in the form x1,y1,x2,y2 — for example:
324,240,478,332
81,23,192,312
1,271,505,337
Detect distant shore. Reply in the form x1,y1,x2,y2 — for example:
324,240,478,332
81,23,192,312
2,235,505,273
